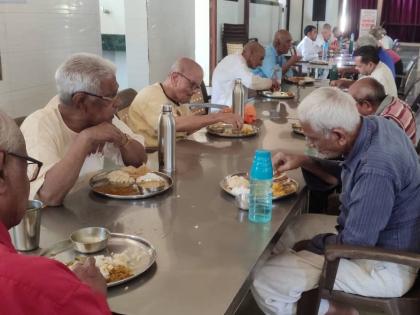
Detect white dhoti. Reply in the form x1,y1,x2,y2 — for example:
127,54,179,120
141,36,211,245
251,214,418,315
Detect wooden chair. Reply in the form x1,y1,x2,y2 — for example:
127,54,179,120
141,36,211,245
298,245,420,315
14,116,26,127
115,88,137,123
222,23,248,57
189,81,210,115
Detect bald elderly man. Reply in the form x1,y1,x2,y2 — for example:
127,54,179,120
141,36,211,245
0,111,110,314
127,58,243,147
349,77,416,144
253,30,301,79
212,41,278,107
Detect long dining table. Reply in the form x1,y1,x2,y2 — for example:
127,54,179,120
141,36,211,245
33,83,323,315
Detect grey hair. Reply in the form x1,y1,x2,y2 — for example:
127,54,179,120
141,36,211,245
55,53,116,105
0,110,25,153
357,34,378,48
298,87,360,134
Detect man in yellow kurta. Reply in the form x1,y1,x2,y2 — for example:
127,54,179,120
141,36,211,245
127,58,243,147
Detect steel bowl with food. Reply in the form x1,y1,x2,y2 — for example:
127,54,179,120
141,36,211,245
70,227,110,254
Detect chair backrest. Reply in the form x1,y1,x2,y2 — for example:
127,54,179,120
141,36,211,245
115,88,137,123
222,23,248,57
14,116,26,127
226,43,244,55
189,81,210,115
404,78,420,113
399,56,419,98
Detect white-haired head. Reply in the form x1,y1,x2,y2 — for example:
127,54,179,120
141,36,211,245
0,110,25,153
357,34,378,49
298,87,360,134
55,53,117,105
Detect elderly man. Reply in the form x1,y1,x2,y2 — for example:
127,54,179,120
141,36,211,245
331,46,398,97
0,111,110,314
252,87,420,315
21,53,147,206
296,25,320,61
253,30,301,79
212,41,277,107
315,23,338,50
349,77,416,143
127,58,243,147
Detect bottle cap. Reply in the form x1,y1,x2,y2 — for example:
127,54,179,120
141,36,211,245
250,150,273,180
162,104,173,112
235,79,242,84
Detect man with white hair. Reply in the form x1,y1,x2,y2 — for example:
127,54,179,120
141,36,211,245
252,87,420,315
315,23,338,51
21,53,147,206
127,57,243,147
211,41,278,107
0,111,110,314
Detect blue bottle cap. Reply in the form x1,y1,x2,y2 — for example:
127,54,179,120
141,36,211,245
250,150,273,180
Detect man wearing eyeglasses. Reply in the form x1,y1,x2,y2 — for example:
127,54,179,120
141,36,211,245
0,111,110,314
126,57,243,147
21,53,147,206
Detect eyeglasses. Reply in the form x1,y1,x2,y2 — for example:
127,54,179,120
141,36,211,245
174,72,201,91
7,152,43,182
72,91,118,103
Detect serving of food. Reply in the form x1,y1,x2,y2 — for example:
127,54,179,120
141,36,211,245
90,165,172,199
261,90,295,99
285,76,315,85
220,172,298,201
207,122,258,138
41,233,157,287
309,59,329,65
291,122,305,136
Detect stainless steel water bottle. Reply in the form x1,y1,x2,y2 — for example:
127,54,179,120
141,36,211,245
232,79,245,119
158,104,175,173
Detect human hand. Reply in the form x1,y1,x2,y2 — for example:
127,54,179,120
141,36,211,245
292,240,311,252
82,122,127,150
272,152,308,173
289,54,302,65
271,79,280,91
72,256,107,296
216,112,243,129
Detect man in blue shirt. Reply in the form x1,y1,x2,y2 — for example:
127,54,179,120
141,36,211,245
252,87,420,315
253,30,301,79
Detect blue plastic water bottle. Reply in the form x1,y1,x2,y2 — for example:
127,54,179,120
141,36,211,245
248,150,273,223
322,42,329,61
271,64,282,85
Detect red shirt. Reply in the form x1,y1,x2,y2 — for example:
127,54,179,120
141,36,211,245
0,223,111,315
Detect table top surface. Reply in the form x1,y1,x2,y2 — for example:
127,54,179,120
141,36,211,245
35,84,319,315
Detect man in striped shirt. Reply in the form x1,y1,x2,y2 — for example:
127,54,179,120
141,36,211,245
349,77,416,144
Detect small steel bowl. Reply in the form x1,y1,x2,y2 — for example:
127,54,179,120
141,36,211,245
70,227,110,254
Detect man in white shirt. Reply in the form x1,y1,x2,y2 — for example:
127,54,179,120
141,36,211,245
296,25,320,61
21,53,147,206
212,41,277,107
331,46,398,97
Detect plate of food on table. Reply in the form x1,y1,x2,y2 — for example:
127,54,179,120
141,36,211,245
261,90,295,99
285,76,315,85
220,172,299,202
42,232,156,287
291,122,305,136
90,165,172,199
207,122,258,138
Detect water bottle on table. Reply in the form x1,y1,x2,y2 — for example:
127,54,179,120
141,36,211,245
322,42,329,61
249,150,273,223
232,79,245,119
272,64,282,86
158,104,176,173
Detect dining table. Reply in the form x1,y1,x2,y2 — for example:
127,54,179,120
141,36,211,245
30,83,324,315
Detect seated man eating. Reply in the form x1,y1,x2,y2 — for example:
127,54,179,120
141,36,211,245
127,57,243,147
0,110,110,314
21,53,147,206
252,87,420,315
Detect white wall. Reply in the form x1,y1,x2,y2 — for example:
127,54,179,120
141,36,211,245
147,0,195,83
289,0,303,42
216,0,244,61
195,0,210,85
302,0,339,39
0,0,101,118
124,0,149,90
249,3,281,46
99,0,125,35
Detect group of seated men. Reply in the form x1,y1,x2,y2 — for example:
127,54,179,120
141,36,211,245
1,23,419,314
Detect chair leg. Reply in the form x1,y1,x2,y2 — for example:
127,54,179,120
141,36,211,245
297,289,319,315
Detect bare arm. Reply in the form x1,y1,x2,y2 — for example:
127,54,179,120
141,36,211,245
273,152,339,186
119,135,147,167
282,54,301,74
175,112,243,133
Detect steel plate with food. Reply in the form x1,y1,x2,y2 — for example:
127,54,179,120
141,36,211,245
261,90,295,99
220,172,298,201
90,165,172,199
285,76,315,85
207,122,258,138
309,59,329,65
41,233,157,287
291,122,305,136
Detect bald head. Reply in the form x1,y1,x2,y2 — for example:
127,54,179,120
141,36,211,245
242,41,266,68
170,57,203,78
273,30,293,54
349,77,386,115
0,110,25,154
